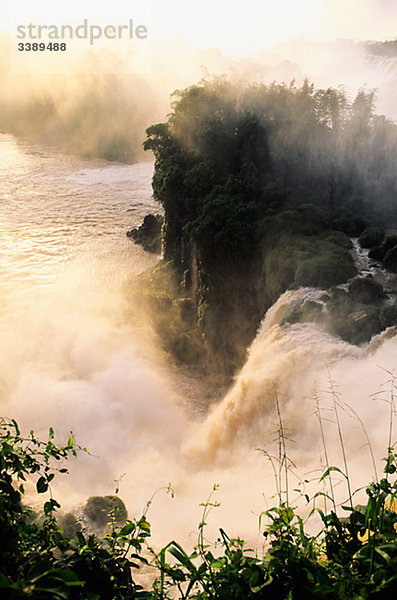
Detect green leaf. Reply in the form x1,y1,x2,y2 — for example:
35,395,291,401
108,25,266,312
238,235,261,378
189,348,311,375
251,575,273,593
168,544,196,573
51,570,85,586
120,522,136,536
44,499,61,515
11,419,20,435
281,507,295,524
76,531,87,546
319,466,347,482
36,476,48,493
138,519,151,534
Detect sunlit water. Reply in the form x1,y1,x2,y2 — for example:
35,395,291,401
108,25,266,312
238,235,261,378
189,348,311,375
0,134,157,296
1,133,397,551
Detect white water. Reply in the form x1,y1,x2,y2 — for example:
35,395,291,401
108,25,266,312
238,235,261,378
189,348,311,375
2,133,397,549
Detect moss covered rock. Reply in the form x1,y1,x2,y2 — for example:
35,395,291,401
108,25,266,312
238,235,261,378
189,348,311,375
326,289,381,344
384,235,397,251
322,230,353,250
283,300,324,325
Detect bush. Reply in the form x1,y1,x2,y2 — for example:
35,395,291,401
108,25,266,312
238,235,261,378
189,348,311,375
348,276,385,304
6,416,397,599
322,230,353,249
84,496,128,531
295,252,356,288
380,303,397,328
156,448,397,600
368,244,386,261
0,419,151,600
384,234,397,251
332,207,366,237
358,227,385,249
368,235,397,263
383,245,397,272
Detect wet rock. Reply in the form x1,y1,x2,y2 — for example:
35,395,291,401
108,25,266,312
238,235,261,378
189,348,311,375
127,213,163,253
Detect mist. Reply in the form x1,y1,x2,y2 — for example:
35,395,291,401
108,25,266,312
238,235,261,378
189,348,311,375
1,29,397,164
2,0,397,565
3,260,397,549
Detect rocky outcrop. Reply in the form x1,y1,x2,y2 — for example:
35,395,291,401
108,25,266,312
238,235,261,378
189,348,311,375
127,214,163,254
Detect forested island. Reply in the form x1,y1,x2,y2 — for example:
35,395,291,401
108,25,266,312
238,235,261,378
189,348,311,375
131,79,397,386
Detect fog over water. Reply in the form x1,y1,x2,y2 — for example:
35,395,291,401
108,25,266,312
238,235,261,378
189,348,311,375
1,0,397,549
1,130,397,549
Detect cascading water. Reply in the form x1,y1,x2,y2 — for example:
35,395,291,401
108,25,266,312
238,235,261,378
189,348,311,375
2,133,397,549
351,237,397,300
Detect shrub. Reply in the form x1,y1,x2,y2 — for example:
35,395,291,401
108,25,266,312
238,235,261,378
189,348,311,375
295,252,356,288
0,419,151,600
368,235,397,263
322,230,353,249
380,303,397,328
348,276,385,304
6,416,397,599
84,496,128,531
358,227,385,249
368,244,386,261
332,207,366,237
383,245,397,272
384,234,397,251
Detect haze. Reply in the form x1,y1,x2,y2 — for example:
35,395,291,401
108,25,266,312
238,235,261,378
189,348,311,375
3,0,397,55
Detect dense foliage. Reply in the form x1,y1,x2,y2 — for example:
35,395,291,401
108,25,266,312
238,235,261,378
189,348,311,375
141,79,397,378
0,419,151,600
4,418,397,599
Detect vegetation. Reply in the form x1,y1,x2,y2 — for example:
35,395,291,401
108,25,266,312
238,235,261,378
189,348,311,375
83,496,128,533
368,235,397,272
359,228,385,249
0,418,151,599
325,288,382,345
383,247,397,273
4,397,397,600
348,276,386,305
282,284,389,345
126,215,163,254
364,39,397,57
139,79,396,378
380,304,397,329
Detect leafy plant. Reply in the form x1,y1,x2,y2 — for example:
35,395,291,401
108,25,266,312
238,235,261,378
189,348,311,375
0,418,152,600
